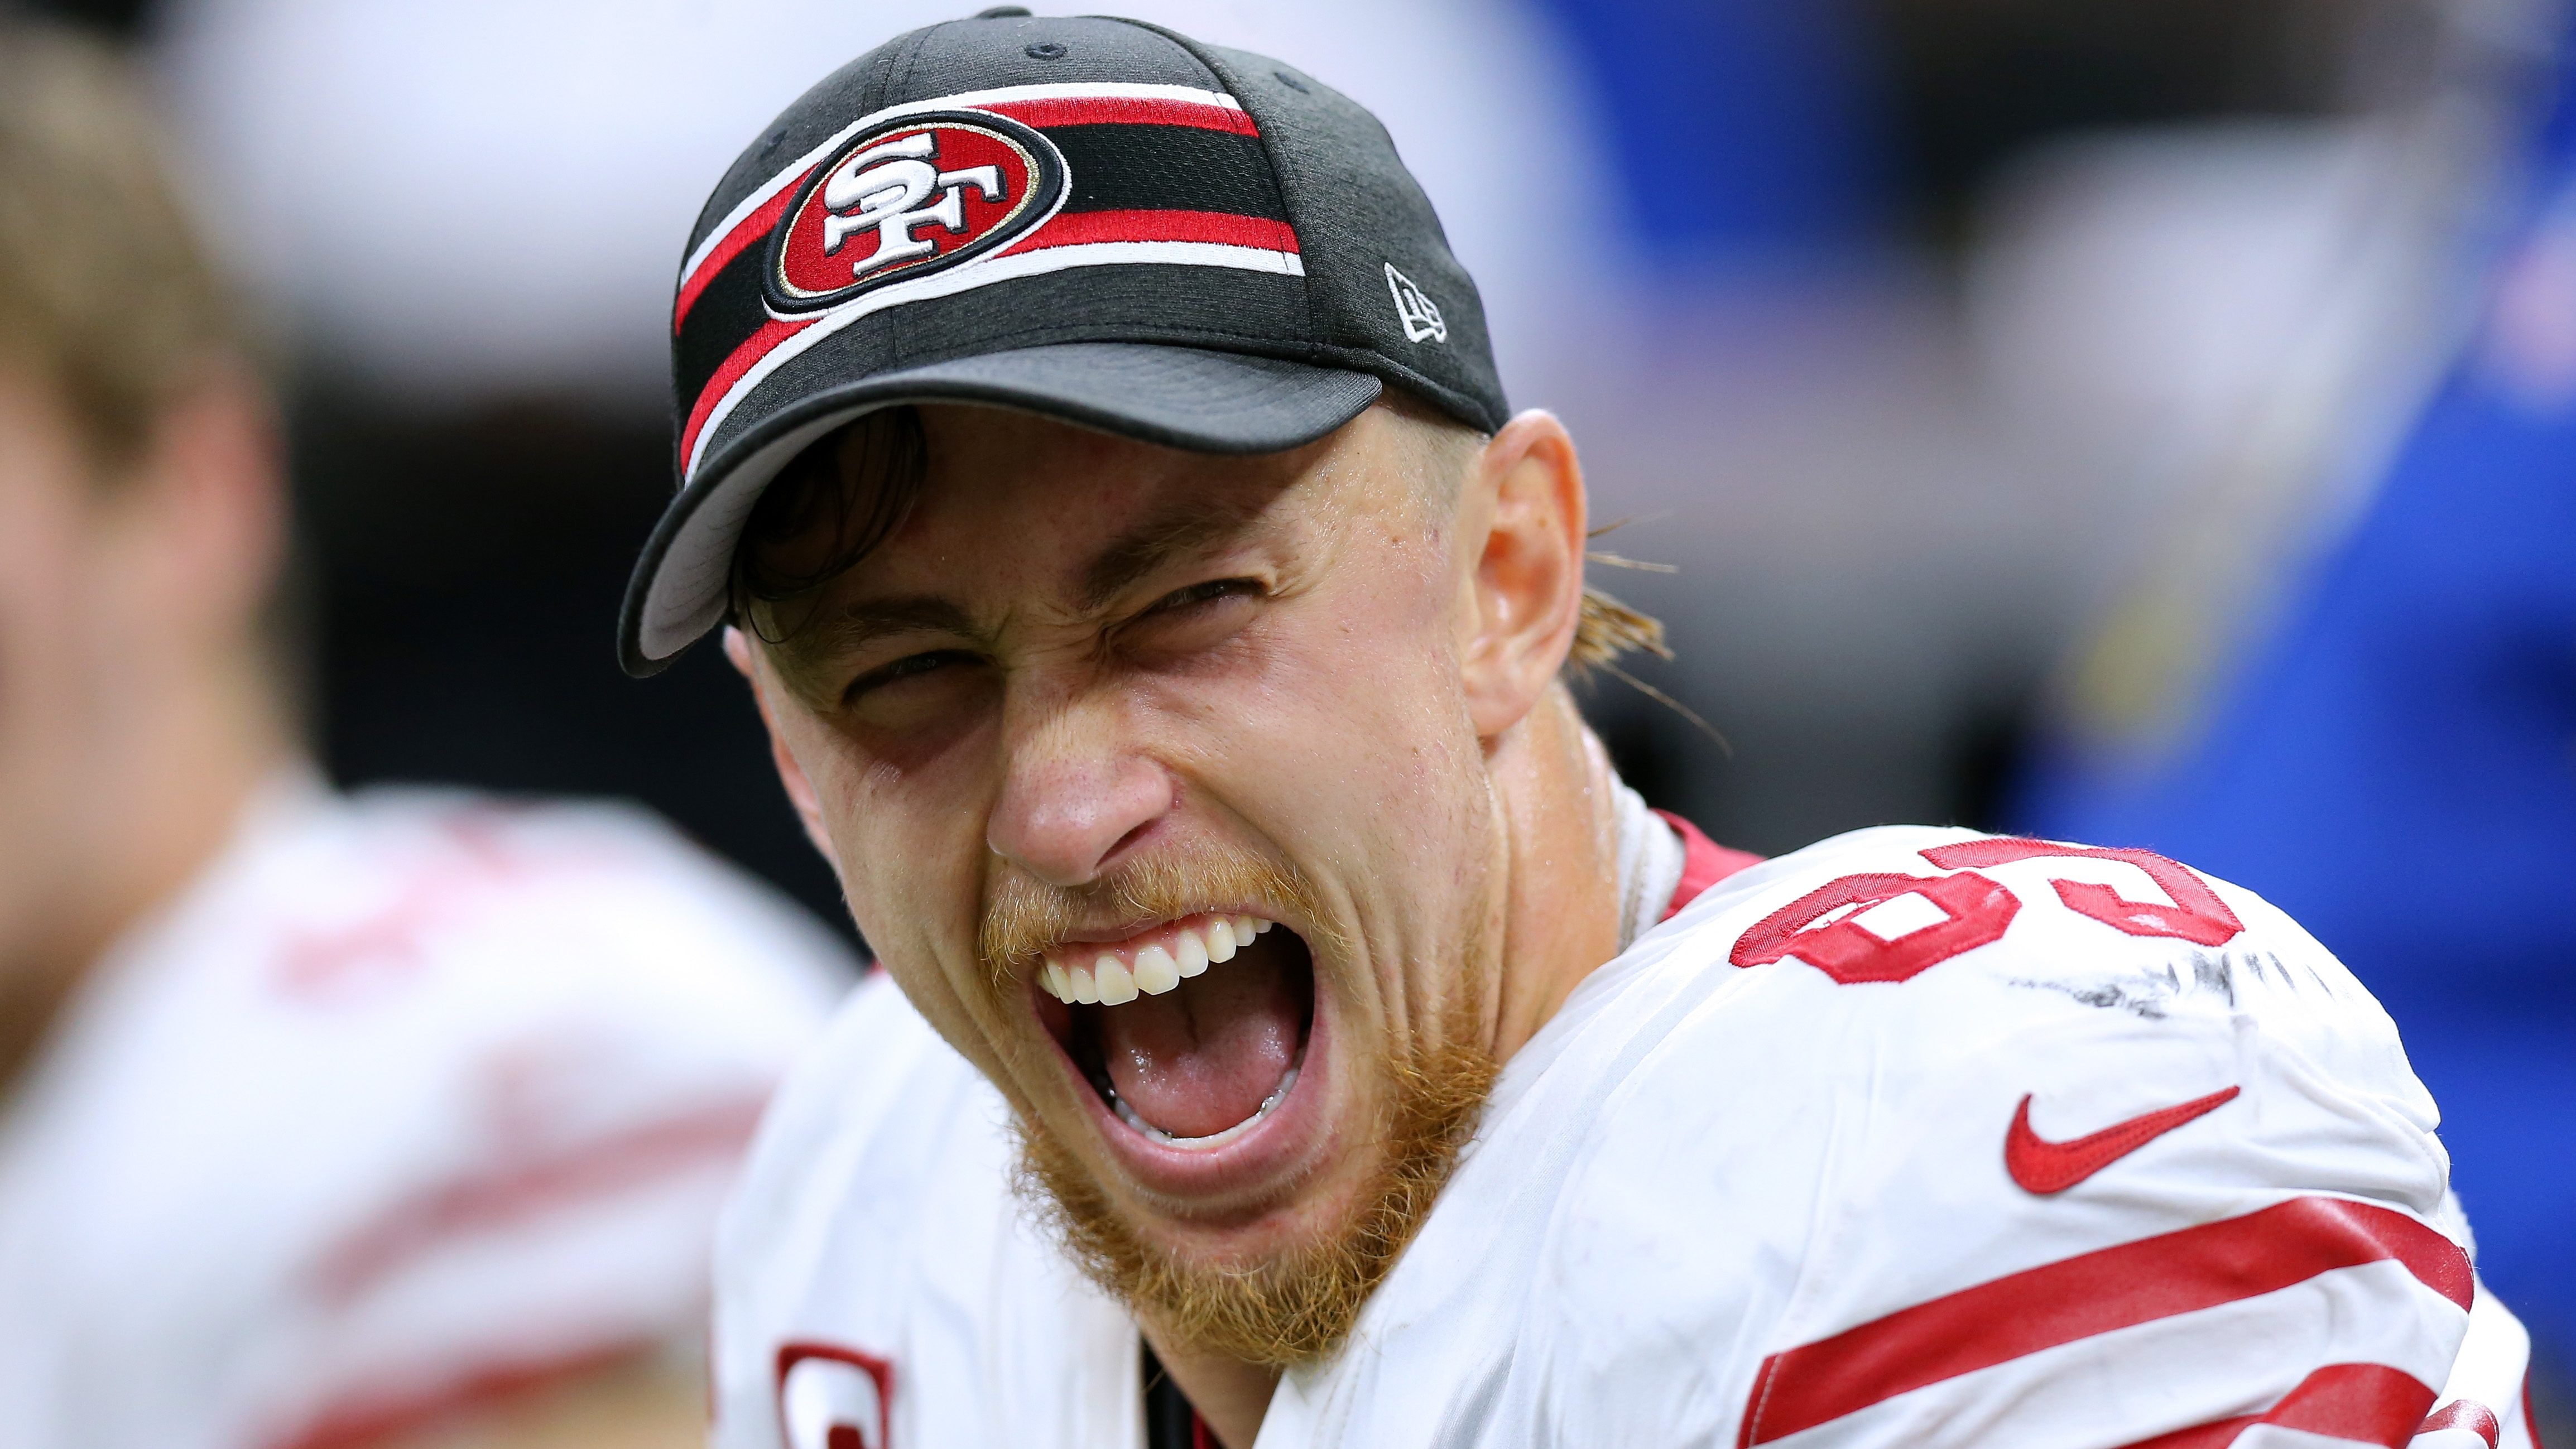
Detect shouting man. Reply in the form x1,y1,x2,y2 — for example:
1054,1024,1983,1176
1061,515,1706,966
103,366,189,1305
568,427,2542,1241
623,12,2540,1447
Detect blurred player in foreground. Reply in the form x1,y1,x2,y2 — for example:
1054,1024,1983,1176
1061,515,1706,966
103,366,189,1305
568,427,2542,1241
0,24,853,1449
625,13,2539,1448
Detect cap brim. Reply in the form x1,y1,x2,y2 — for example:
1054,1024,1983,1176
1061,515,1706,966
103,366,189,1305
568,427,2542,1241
618,341,1383,676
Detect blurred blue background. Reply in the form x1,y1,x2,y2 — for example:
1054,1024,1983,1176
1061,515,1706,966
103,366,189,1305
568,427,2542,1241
1525,0,1890,259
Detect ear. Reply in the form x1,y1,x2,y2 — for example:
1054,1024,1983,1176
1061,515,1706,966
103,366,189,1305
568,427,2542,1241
726,625,839,861
120,365,284,646
1456,410,1587,739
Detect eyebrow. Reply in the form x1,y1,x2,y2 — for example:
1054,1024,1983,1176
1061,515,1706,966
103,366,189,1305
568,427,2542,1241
1075,491,1269,612
770,594,983,692
809,594,981,649
766,489,1273,695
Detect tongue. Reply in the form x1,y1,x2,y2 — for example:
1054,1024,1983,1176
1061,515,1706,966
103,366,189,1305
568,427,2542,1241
1100,946,1303,1139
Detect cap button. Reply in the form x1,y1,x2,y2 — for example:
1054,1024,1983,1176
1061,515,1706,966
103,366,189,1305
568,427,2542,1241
974,6,1033,16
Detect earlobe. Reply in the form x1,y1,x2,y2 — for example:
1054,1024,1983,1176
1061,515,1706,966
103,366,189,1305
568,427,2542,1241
722,623,759,680
727,625,839,861
1459,410,1587,739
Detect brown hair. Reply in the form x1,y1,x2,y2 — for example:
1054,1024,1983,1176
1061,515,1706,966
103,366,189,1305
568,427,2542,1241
732,406,931,644
729,401,1670,674
0,21,248,470
1375,392,1672,675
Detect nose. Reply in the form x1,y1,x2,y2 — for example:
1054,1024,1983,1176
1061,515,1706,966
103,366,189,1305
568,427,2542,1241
986,714,1174,889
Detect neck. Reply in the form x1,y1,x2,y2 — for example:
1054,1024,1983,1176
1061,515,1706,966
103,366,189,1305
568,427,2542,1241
0,643,290,1099
1160,685,1627,1449
1485,683,1628,1062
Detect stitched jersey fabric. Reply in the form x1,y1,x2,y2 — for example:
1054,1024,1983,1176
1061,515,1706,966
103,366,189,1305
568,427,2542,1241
711,824,2532,1448
0,772,854,1449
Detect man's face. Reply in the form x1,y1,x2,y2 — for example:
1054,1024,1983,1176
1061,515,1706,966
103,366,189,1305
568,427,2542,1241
742,402,1508,1355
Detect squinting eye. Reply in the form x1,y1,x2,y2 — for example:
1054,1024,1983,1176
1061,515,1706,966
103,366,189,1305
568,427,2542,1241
842,649,978,705
1146,577,1263,614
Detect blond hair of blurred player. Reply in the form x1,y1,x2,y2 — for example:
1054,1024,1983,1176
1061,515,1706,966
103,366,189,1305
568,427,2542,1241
0,23,854,1449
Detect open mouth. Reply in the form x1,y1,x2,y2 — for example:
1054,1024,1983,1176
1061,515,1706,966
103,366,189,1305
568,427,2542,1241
1034,912,1317,1150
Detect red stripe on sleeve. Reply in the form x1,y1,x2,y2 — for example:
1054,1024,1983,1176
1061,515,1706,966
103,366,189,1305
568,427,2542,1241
1737,1197,2472,1446
674,168,810,334
680,316,811,472
2113,1363,2439,1449
1004,209,1299,256
273,1339,656,1449
2419,1399,2506,1447
312,1094,770,1307
983,95,1258,134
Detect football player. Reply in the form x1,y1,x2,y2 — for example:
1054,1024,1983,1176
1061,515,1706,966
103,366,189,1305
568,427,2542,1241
620,12,2540,1446
0,23,853,1448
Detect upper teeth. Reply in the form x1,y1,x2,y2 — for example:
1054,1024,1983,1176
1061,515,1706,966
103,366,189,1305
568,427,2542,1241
1039,914,1272,1004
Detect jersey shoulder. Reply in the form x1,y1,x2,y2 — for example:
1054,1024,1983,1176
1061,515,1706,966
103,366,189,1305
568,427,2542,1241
287,785,859,1014
1652,824,2425,1100
118,784,861,1181
204,786,858,1123
1501,825,2467,1445
30,784,853,1207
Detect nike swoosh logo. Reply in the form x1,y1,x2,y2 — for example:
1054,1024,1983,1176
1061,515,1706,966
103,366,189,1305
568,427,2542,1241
2005,1085,2241,1195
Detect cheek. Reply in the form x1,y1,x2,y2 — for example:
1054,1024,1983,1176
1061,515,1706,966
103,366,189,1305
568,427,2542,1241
0,476,86,683
785,699,991,868
1183,552,1486,857
0,483,115,951
782,710,997,1004
0,493,100,772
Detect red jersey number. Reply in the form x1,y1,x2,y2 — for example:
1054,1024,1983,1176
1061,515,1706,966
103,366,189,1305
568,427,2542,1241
1729,870,2021,985
1729,838,2243,987
1919,838,2245,947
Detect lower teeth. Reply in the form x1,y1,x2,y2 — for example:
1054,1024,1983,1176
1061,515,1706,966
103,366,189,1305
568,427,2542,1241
1107,1062,1302,1148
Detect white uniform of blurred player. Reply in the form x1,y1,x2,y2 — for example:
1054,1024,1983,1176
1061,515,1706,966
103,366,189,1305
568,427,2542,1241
0,779,849,1449
714,810,2540,1449
0,26,853,1449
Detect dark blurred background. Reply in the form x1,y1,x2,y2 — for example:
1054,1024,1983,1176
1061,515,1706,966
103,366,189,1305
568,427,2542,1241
21,0,2571,1420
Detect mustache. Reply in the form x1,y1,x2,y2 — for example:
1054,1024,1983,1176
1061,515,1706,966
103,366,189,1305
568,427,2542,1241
977,843,1331,983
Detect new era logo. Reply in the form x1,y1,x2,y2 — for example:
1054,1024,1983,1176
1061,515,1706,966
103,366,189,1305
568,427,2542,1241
1385,262,1446,344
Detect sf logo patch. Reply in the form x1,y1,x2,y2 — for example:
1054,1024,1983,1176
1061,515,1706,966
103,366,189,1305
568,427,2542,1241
777,1342,894,1449
768,110,1065,312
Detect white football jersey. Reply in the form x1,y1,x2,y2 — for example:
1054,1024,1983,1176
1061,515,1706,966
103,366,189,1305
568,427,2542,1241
710,822,2535,1449
0,769,856,1449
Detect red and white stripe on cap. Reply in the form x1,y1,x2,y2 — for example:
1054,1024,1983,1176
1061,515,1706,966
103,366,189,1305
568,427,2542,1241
672,83,1305,483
